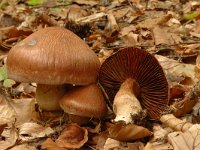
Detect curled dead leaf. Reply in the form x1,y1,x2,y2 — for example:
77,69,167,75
19,122,54,142
43,138,67,150
0,125,18,150
160,114,192,132
108,122,153,142
56,123,88,149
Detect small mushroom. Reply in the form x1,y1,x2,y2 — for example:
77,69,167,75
99,47,169,124
59,83,107,124
7,27,100,111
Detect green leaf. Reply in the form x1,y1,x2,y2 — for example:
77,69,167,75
0,66,7,81
26,0,47,6
183,12,199,20
3,79,16,88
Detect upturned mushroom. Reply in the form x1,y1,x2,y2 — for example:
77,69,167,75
99,47,169,124
6,27,100,111
59,83,107,124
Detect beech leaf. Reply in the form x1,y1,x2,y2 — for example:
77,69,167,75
168,124,200,150
108,122,153,141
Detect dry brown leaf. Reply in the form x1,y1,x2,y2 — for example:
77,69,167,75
127,142,145,150
168,124,200,150
8,98,35,127
108,122,153,142
152,26,173,45
73,0,98,6
106,11,119,32
150,125,169,145
195,20,200,34
173,80,200,117
43,138,67,150
151,143,173,150
55,123,88,149
120,25,136,37
173,98,198,117
192,102,200,117
103,138,121,150
121,32,138,47
0,124,7,135
170,84,186,99
0,95,16,125
0,125,18,150
67,5,88,22
155,55,198,85
96,131,109,150
10,144,37,150
19,122,54,142
196,52,200,69
75,12,106,23
160,114,192,132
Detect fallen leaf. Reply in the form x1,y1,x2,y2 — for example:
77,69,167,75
7,98,35,127
56,123,88,149
0,125,18,150
143,143,153,150
0,124,7,135
168,124,200,150
96,131,109,150
127,142,145,150
43,138,66,150
19,122,54,142
0,95,16,125
150,124,169,145
152,26,173,45
73,0,98,6
67,5,88,22
108,122,153,141
103,138,121,150
160,114,192,132
75,12,106,23
10,144,37,150
155,55,198,85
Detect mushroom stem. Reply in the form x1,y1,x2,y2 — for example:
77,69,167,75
113,78,146,124
36,84,67,111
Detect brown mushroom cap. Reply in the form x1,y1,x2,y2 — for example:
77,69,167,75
59,84,107,118
7,27,100,85
99,47,169,119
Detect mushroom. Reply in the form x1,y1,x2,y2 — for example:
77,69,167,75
99,47,169,124
6,27,100,111
59,83,107,124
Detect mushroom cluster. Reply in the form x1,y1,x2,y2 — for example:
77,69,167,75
99,47,169,124
6,27,107,120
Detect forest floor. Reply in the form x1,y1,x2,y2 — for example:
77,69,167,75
0,0,200,150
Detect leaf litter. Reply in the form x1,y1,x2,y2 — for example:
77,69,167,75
1,0,200,149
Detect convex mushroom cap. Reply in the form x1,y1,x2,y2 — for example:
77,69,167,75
6,27,100,85
59,83,107,118
99,47,169,119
